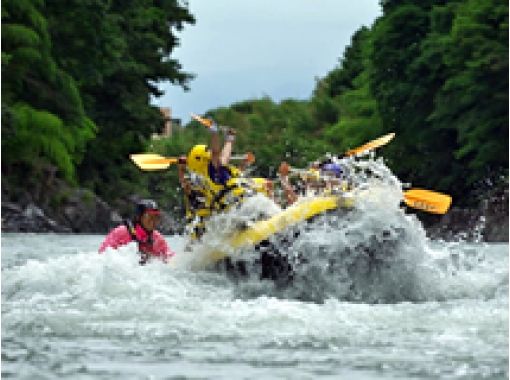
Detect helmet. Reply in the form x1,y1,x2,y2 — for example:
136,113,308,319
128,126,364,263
135,199,160,219
187,144,211,175
321,163,343,178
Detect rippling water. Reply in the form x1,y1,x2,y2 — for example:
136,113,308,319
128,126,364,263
2,158,508,379
2,232,508,379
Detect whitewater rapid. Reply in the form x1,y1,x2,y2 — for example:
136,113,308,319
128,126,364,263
2,234,507,379
2,156,508,379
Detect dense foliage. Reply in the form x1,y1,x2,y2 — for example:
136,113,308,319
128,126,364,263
2,0,507,215
2,0,194,209
2,0,96,186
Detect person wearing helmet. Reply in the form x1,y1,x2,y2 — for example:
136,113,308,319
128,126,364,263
185,124,247,214
186,122,237,184
317,158,350,194
98,199,175,265
186,144,211,177
277,161,299,206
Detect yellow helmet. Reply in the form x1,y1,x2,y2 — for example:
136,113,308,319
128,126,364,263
187,144,211,175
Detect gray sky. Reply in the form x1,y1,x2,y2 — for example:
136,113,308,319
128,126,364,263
154,0,382,123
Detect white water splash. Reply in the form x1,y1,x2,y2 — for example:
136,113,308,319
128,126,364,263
1,235,507,379
170,194,282,270
165,155,508,304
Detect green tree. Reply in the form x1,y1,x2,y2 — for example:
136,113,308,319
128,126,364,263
430,0,508,188
319,27,382,152
43,0,195,205
2,0,96,184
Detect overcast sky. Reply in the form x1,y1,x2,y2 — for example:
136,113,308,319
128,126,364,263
154,0,382,123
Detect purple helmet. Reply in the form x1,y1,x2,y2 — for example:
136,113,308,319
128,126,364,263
321,163,343,177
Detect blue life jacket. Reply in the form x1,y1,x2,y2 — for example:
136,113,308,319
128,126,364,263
321,163,343,177
208,162,231,186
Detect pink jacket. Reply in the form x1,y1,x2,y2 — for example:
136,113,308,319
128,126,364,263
98,225,175,262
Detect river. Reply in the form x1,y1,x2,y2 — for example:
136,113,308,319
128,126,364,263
2,158,509,379
2,231,508,379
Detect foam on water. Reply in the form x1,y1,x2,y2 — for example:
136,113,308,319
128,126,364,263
167,155,508,304
2,155,507,379
3,245,231,339
169,194,282,270
2,242,506,336
2,239,507,379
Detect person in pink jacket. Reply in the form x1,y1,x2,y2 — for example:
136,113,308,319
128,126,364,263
99,199,175,265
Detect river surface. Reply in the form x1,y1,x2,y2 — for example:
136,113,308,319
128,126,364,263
2,159,508,379
2,232,508,379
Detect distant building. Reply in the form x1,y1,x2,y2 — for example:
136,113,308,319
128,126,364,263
152,107,182,139
160,107,172,137
171,118,182,129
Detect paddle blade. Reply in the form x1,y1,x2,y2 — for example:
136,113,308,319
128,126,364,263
231,152,256,164
345,133,395,157
244,151,256,164
130,153,178,171
191,113,214,128
278,162,291,176
403,189,452,215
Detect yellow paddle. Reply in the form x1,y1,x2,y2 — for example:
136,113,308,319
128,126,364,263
130,153,178,171
344,133,395,157
279,132,396,176
130,152,255,171
191,113,235,134
191,113,214,128
192,113,394,157
403,189,452,215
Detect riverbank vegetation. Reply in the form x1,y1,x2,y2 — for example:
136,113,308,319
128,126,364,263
2,0,194,212
2,0,507,218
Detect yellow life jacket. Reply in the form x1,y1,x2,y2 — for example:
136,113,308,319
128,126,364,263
184,188,212,220
300,168,321,182
182,173,213,241
202,165,270,212
251,177,271,197
207,173,249,212
185,160,271,240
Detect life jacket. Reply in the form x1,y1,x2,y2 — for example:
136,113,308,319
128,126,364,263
186,162,270,238
208,162,231,186
195,162,243,211
185,190,211,217
181,173,213,240
123,220,154,265
184,190,210,240
209,176,271,212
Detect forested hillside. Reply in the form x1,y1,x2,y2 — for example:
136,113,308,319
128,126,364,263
158,0,507,207
2,0,194,212
2,0,507,219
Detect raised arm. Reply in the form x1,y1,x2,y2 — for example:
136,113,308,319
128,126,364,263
177,157,191,195
280,174,298,206
209,126,222,169
220,129,236,166
278,162,298,206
